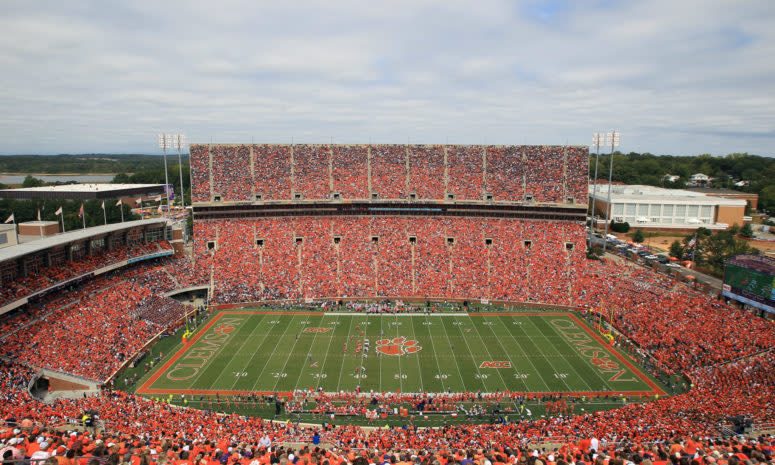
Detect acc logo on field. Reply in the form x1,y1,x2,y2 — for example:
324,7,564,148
303,327,331,333
376,337,421,356
479,361,511,368
214,324,235,334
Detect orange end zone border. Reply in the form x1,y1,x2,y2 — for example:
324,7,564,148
136,311,665,398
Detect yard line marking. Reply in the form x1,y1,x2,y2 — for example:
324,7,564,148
519,316,573,392
436,315,468,391
460,314,509,390
495,315,553,391
406,315,424,392
271,314,320,392
314,313,340,391
394,313,403,393
334,313,356,393
249,314,300,392
225,313,272,391
182,313,250,391
292,314,325,392
449,315,490,392
478,315,528,392
422,313,446,392
530,316,599,392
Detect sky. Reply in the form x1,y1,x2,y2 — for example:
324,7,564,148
0,0,773,156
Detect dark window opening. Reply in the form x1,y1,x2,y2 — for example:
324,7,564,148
296,237,303,245
566,196,574,204
371,192,379,199
525,194,534,202
524,240,532,249
213,195,221,202
447,237,455,246
485,194,494,201
294,193,302,200
333,236,341,244
447,193,455,200
332,192,341,200
408,236,417,244
256,239,264,247
255,194,263,201
207,241,216,250
565,242,574,251
485,238,493,246
371,236,379,243
408,193,417,200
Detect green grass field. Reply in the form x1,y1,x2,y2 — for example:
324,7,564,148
138,310,661,397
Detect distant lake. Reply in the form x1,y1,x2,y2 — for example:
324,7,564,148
0,174,116,184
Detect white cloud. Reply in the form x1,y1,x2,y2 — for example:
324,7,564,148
0,0,773,155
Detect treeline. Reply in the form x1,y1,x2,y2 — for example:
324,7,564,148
0,198,139,231
667,226,759,277
0,154,187,175
591,152,775,211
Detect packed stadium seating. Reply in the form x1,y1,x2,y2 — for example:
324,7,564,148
197,217,586,304
0,241,174,308
5,141,775,459
189,144,587,204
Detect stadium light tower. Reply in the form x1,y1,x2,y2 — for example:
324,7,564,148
173,134,186,212
157,133,172,221
602,131,620,253
589,132,605,241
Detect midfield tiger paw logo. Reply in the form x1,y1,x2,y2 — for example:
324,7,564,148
376,337,422,356
214,324,235,334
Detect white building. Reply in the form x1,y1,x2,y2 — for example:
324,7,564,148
589,184,746,230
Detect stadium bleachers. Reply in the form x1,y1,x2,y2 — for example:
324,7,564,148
5,139,775,457
190,144,588,204
200,217,585,303
0,241,174,308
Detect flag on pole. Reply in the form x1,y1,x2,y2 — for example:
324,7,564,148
55,206,63,216
101,201,105,210
3,213,13,224
115,199,122,207
37,209,41,221
135,198,142,204
78,204,84,217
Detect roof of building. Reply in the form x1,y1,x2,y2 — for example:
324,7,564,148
686,187,758,197
0,218,167,264
0,183,166,200
589,184,747,206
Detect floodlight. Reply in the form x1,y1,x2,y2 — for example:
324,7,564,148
158,133,171,149
606,131,620,147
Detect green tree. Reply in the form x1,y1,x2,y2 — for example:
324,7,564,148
632,229,645,243
740,223,754,238
610,221,630,233
21,175,46,188
669,240,684,259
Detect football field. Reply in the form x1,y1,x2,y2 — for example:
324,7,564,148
138,310,662,397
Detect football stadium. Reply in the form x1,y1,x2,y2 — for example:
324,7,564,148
1,144,773,463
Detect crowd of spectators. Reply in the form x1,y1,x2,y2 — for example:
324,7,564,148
407,145,445,200
332,145,369,199
294,145,331,200
447,145,485,200
199,217,586,304
211,145,251,201
190,144,211,202
189,144,587,204
253,144,293,200
0,226,774,455
0,241,173,308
